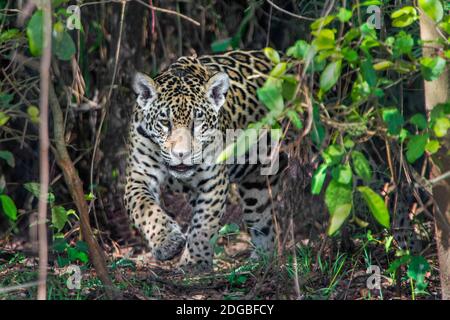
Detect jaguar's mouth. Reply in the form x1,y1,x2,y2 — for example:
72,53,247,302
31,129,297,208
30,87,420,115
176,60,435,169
168,164,197,173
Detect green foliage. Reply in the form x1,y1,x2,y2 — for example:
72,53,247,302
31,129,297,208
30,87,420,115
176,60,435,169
0,150,15,167
391,6,418,28
53,238,89,267
388,254,431,297
351,151,372,183
406,134,429,163
418,0,444,22
0,194,17,221
26,6,76,60
325,180,352,235
357,186,390,228
245,1,450,239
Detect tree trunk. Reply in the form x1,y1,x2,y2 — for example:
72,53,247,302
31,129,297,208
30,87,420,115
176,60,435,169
419,13,450,300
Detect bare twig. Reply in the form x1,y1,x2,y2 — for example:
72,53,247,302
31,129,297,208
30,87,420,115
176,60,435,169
266,0,315,21
133,0,200,26
89,0,126,207
37,0,52,301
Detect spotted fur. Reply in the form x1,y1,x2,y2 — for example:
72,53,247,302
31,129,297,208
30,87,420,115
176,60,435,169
124,50,285,271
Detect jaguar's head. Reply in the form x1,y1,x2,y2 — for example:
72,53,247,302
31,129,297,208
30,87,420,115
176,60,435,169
132,57,230,179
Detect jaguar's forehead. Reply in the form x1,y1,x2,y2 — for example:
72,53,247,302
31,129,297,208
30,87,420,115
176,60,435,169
152,57,213,125
154,56,210,94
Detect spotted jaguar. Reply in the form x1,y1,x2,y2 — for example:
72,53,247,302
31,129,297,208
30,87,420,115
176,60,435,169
124,50,286,271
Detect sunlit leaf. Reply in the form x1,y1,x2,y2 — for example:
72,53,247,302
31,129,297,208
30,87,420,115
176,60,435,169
351,151,372,183
0,194,17,221
418,0,444,22
320,60,342,93
357,186,390,228
406,134,429,163
311,164,328,195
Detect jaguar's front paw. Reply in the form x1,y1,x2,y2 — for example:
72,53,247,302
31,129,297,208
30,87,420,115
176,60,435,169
177,249,213,273
152,228,186,261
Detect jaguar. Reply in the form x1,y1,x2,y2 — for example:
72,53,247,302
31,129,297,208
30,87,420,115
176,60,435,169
124,50,286,271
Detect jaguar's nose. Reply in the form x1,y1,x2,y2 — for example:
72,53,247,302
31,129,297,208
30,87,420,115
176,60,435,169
172,148,190,161
169,127,192,161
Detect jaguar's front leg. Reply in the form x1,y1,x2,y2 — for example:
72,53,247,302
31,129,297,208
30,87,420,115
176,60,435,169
125,170,185,261
178,166,228,271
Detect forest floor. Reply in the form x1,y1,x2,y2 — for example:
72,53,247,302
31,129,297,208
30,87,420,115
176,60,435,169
0,228,442,300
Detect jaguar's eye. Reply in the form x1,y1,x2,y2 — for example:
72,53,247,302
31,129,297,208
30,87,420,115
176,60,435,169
160,118,170,127
195,109,204,118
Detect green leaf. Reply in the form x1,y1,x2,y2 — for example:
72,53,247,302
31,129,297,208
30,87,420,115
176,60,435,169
361,59,377,87
425,140,440,154
263,47,280,64
420,56,446,81
57,256,70,267
281,75,298,100
257,81,284,114
0,150,15,167
67,247,88,263
0,194,17,221
382,108,404,135
26,10,44,56
439,15,450,34
311,105,325,146
311,164,328,195
312,29,336,51
373,60,394,71
325,180,353,235
418,0,444,23
53,30,76,61
391,6,418,28
219,223,240,236
406,134,429,163
393,31,414,58
327,204,352,236
270,63,287,77
322,144,345,165
331,163,353,185
351,151,372,183
211,38,232,53
0,28,20,44
310,16,335,30
24,182,55,203
286,110,303,129
337,8,352,22
344,136,355,149
432,117,450,137
325,180,353,217
53,238,68,253
286,40,310,59
357,186,390,228
52,205,68,232
388,255,412,273
410,113,428,130
407,255,430,292
320,60,342,93
76,241,89,253
342,47,358,63
27,105,40,123
0,112,10,126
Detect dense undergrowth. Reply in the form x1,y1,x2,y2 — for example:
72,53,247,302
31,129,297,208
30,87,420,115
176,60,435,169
0,0,449,299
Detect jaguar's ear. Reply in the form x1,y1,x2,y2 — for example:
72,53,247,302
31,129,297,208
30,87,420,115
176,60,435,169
206,72,230,112
133,72,157,108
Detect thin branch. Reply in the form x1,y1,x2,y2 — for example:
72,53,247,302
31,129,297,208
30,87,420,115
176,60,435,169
37,0,52,301
133,0,200,26
89,0,126,205
266,0,315,21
